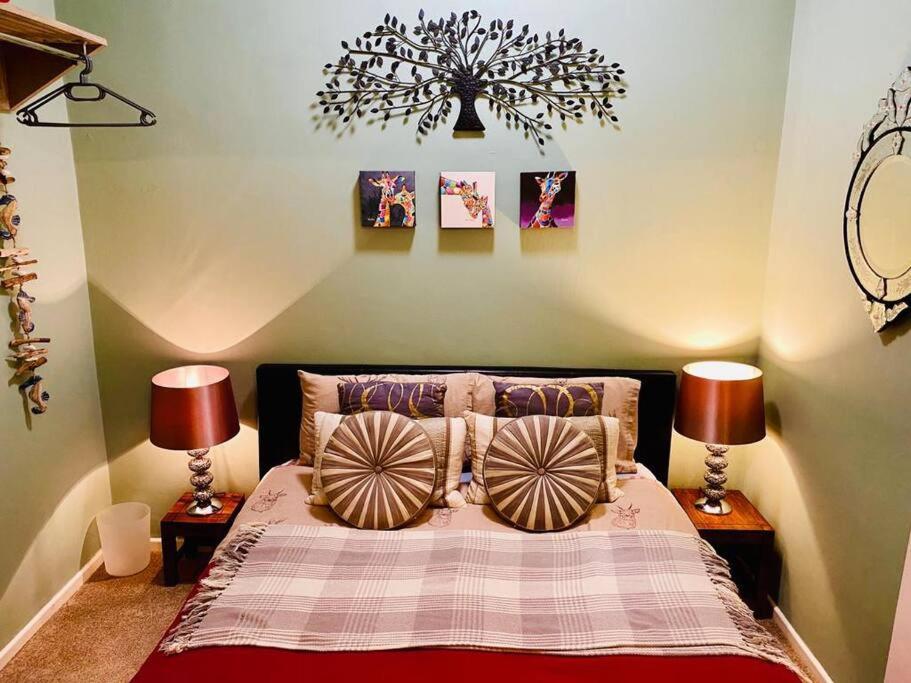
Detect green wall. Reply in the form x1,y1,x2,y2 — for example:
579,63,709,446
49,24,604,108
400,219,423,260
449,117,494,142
0,0,110,654
42,0,911,679
737,1,911,680
54,0,794,528
13,3,911,678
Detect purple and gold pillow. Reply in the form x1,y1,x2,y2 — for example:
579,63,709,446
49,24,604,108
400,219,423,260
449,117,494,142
338,380,446,419
494,381,603,418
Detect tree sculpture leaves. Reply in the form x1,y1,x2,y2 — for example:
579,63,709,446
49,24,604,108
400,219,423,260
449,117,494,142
317,9,626,146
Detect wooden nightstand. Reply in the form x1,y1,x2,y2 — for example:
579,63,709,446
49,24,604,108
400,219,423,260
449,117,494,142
672,489,780,618
160,492,245,586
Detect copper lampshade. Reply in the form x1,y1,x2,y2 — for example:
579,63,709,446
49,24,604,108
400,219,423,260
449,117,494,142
674,362,765,446
150,365,239,451
674,362,765,516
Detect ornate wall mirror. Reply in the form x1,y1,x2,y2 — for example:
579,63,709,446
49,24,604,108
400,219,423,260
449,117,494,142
844,67,911,331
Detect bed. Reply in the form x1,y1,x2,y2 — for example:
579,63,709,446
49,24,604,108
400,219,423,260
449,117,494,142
132,364,801,682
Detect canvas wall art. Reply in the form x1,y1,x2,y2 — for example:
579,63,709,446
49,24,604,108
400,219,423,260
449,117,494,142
439,172,495,228
520,172,576,229
358,171,416,227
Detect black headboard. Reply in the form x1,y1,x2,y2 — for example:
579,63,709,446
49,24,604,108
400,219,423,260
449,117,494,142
256,364,677,485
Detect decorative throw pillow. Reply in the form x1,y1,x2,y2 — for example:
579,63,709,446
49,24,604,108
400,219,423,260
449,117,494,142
474,375,641,473
493,381,603,417
421,416,467,508
309,411,466,509
463,412,511,505
484,415,601,531
320,411,436,529
338,380,446,419
464,411,621,505
306,410,345,506
298,370,477,465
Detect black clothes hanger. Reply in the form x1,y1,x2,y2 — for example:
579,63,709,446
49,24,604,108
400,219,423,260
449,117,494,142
16,45,156,128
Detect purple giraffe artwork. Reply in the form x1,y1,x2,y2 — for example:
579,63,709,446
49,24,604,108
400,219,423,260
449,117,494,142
358,171,416,228
520,171,576,229
440,172,495,228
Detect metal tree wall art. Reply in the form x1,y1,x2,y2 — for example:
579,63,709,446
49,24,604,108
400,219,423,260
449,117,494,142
317,10,626,146
0,145,50,415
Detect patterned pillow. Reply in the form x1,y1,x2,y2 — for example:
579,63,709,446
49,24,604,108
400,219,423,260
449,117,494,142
320,411,436,529
338,380,446,419
474,375,641,473
493,381,603,417
484,415,601,531
298,370,476,465
309,411,466,509
464,411,621,505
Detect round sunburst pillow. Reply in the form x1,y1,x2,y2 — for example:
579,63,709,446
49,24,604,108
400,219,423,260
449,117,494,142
321,411,437,529
484,415,601,532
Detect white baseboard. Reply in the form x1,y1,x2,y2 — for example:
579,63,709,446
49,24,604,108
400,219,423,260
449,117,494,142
771,603,833,683
0,549,105,671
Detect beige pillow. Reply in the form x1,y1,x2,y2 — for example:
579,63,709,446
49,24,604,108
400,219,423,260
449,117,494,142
473,375,641,473
298,370,477,465
423,416,468,508
309,411,466,509
307,410,344,505
464,411,621,505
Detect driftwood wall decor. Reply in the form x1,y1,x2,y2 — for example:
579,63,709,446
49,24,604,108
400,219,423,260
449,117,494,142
318,9,626,147
1,145,49,414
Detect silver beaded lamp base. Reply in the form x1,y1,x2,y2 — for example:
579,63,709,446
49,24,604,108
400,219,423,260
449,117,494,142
696,443,732,515
694,495,732,515
186,497,223,516
186,448,221,516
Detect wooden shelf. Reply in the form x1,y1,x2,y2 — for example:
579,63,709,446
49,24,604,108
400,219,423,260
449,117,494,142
0,4,106,112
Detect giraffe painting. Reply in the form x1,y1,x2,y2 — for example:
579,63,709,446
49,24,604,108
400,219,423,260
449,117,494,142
358,171,416,228
439,172,495,228
392,184,415,227
520,171,576,229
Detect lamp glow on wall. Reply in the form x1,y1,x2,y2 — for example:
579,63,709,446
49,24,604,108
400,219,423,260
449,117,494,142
674,361,765,515
150,365,239,516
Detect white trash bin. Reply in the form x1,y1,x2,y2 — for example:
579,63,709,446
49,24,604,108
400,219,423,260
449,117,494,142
97,502,151,576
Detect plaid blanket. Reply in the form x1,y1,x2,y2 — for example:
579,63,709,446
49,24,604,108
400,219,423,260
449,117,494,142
161,524,800,677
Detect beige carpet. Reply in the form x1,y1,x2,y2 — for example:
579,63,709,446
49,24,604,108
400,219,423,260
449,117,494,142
0,548,200,683
0,548,816,683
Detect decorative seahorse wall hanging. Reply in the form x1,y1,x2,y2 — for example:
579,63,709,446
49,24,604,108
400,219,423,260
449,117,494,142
0,144,50,415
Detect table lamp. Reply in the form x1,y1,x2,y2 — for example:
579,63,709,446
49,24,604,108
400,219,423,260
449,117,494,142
150,365,239,516
674,361,765,515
